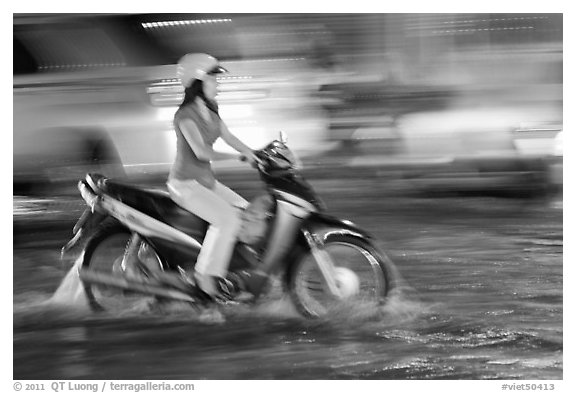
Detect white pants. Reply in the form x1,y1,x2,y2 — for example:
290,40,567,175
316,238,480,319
167,178,248,278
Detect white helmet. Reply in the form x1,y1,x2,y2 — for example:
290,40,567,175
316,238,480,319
177,53,227,87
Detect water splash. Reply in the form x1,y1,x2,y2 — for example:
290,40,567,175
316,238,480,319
28,256,428,330
13,292,93,331
49,258,91,310
306,285,430,330
14,256,93,327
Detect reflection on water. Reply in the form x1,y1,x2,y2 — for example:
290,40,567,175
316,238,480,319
56,327,91,378
14,260,561,380
15,288,429,379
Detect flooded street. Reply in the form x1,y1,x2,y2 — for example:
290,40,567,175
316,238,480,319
13,176,563,380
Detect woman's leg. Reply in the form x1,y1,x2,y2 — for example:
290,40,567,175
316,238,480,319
212,181,249,209
167,179,243,279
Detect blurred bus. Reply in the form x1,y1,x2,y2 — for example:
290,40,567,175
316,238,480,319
14,13,563,196
13,13,329,195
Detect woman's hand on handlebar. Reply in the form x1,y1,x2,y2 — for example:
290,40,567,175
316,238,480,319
240,151,261,168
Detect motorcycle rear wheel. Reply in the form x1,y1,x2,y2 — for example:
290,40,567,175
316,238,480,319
289,233,393,318
81,224,161,312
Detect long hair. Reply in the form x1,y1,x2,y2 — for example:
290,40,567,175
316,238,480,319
179,79,219,114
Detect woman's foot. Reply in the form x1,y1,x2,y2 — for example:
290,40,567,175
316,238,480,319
194,273,235,301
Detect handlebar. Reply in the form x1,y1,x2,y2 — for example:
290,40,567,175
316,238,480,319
240,139,292,172
239,152,265,169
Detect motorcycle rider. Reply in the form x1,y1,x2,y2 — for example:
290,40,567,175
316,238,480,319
166,53,258,299
120,53,259,300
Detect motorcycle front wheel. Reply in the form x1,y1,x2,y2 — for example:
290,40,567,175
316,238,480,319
289,233,394,318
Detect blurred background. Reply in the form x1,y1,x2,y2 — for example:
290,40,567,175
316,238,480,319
13,14,564,380
14,13,562,198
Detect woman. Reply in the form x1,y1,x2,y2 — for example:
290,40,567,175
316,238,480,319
167,53,257,298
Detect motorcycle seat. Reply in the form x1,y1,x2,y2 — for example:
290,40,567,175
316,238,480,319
87,174,208,239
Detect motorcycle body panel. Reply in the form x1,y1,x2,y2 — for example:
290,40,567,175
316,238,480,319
99,177,209,240
264,172,325,210
144,237,256,273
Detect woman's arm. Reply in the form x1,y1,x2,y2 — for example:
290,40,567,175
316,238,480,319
220,120,254,157
179,118,214,162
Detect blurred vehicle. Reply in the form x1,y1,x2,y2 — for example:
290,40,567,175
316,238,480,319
14,13,563,198
318,79,454,153
548,129,563,190
14,15,169,194
13,14,327,196
393,104,563,195
312,14,563,195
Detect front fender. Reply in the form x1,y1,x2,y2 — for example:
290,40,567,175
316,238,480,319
282,212,373,273
303,212,373,243
281,212,374,290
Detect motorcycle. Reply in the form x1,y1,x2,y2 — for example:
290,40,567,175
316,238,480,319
61,134,397,318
